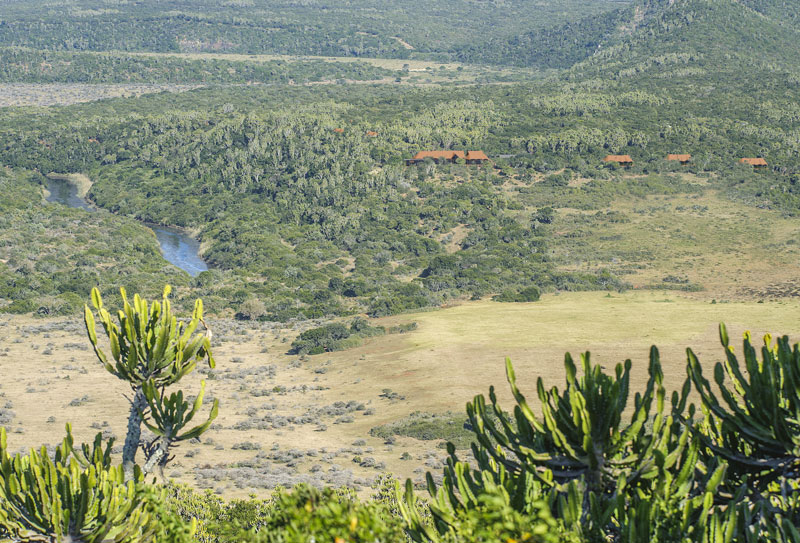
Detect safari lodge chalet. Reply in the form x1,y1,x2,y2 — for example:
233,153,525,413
740,157,768,169
603,155,634,167
667,154,692,165
406,150,490,166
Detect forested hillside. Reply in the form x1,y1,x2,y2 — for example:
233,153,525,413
456,0,800,69
1,68,798,317
572,0,800,76
0,0,799,318
0,0,626,60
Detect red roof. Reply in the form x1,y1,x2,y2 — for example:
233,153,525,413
740,157,767,166
333,128,344,133
413,151,466,160
366,131,378,137
667,154,691,162
603,155,634,163
466,151,489,160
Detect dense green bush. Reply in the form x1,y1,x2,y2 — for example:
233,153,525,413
164,481,405,543
370,411,475,449
400,325,800,542
289,318,387,354
492,286,541,303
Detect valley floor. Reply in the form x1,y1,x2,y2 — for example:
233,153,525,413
2,291,798,497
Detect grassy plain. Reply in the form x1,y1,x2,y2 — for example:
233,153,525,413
2,292,798,497
547,179,800,300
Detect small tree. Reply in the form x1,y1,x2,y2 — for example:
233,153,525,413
84,286,218,480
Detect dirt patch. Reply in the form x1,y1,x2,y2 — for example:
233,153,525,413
392,37,415,50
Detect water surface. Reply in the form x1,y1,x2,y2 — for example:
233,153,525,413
150,224,208,277
45,176,208,276
45,177,95,212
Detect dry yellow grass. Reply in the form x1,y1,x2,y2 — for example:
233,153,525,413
551,188,800,299
1,291,798,497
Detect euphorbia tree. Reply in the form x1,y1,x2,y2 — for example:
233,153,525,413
84,286,217,480
469,348,688,497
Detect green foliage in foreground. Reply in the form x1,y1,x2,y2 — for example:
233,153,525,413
400,324,800,542
0,425,194,543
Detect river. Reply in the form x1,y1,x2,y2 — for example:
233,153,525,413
44,175,209,277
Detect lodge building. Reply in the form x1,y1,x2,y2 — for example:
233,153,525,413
740,157,768,169
603,154,634,167
667,154,692,165
406,150,490,166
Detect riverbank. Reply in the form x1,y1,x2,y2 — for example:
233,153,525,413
45,172,93,199
44,173,209,276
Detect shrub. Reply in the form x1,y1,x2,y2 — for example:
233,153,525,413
492,285,541,302
170,484,405,543
0,426,194,543
370,412,476,450
289,318,386,355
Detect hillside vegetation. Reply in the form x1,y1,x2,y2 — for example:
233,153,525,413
1,49,798,317
0,0,626,60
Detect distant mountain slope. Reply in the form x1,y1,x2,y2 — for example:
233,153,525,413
456,0,800,71
0,0,625,60
738,0,800,30
574,0,800,76
451,6,628,69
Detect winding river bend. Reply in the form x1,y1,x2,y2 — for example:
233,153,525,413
45,175,209,277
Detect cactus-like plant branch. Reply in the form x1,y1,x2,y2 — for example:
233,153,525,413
0,425,177,542
466,349,687,498
139,379,219,475
686,324,800,506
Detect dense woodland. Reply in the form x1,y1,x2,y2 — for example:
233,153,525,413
0,0,625,61
1,57,798,318
0,47,397,84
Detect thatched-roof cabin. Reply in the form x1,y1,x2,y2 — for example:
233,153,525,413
739,157,767,168
603,154,634,167
667,154,691,165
